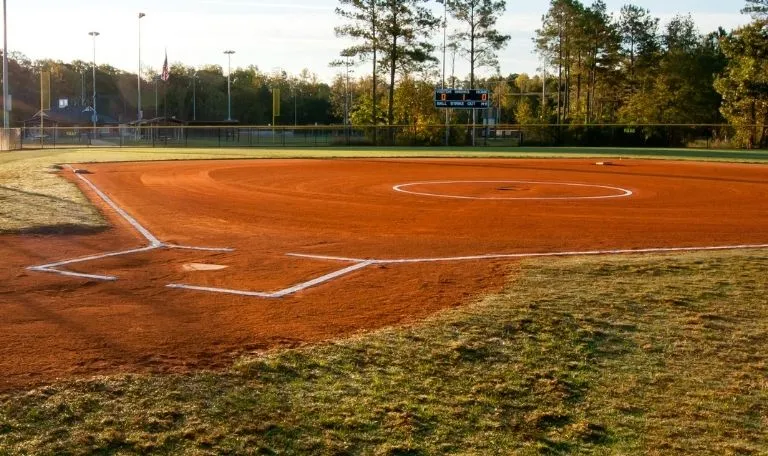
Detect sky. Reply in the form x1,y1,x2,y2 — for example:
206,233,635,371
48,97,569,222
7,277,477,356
2,0,752,84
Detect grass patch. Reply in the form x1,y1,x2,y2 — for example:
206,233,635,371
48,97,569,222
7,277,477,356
1,249,766,454
1,146,767,234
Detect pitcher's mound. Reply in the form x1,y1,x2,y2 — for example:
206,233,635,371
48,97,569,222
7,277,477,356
182,263,229,272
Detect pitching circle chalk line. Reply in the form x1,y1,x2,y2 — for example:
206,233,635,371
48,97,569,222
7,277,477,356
392,180,633,200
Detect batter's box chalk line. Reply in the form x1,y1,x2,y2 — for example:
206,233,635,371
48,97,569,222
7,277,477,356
26,166,768,299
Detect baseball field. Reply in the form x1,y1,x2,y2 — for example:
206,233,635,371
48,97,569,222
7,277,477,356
1,147,767,453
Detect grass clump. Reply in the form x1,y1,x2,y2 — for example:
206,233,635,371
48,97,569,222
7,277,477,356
0,249,766,454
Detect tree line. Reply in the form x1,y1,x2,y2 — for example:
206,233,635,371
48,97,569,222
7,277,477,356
1,0,766,147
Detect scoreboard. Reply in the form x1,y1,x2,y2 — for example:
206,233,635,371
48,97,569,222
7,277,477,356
434,88,490,108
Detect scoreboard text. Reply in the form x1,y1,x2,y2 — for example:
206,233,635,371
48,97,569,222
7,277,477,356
434,89,490,108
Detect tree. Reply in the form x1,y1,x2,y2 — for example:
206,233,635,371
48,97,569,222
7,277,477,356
535,0,584,123
619,16,725,127
447,0,510,89
715,21,768,148
335,0,382,140
377,0,439,126
742,0,768,18
579,1,621,122
619,5,660,88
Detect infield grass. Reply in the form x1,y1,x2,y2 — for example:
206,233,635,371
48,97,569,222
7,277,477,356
1,146,767,234
1,249,766,454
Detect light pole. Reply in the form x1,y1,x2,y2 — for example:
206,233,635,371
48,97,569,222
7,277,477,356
223,50,235,121
438,0,449,146
192,71,197,121
137,13,145,121
88,31,99,130
3,0,9,130
154,76,158,118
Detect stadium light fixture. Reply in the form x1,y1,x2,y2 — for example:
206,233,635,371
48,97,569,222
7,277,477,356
224,50,235,121
89,31,100,129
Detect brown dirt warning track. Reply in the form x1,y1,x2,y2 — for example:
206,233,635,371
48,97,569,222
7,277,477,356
1,158,767,391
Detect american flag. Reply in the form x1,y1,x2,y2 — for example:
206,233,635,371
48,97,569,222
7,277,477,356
161,51,169,82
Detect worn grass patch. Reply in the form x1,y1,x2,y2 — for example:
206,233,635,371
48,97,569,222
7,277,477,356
2,146,767,233
0,249,766,454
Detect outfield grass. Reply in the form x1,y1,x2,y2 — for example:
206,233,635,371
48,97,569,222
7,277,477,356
1,250,766,454
1,146,767,234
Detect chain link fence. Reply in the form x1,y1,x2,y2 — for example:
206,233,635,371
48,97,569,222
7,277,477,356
17,124,746,150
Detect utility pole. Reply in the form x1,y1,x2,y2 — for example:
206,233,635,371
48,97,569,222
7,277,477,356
137,13,145,121
224,50,235,120
88,31,100,130
439,0,448,146
2,0,9,129
192,72,197,121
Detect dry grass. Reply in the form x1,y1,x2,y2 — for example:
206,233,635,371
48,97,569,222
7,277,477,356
0,249,766,454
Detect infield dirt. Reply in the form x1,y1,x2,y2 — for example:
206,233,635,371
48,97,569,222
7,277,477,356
1,158,767,391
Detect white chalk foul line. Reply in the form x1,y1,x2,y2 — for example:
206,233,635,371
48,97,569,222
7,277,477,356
166,260,375,298
67,166,162,246
393,180,633,201
288,243,768,265
27,167,233,282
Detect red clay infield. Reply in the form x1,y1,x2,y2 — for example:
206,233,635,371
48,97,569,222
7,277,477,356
1,158,767,391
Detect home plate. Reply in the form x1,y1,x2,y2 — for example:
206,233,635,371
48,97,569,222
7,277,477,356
182,263,229,272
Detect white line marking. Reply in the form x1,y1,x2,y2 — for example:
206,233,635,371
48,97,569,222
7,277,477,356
27,167,233,282
27,267,117,281
166,244,236,252
27,246,160,281
393,180,633,200
67,165,162,246
271,260,374,297
289,244,768,265
30,246,159,270
286,253,367,263
166,284,274,298
167,260,375,298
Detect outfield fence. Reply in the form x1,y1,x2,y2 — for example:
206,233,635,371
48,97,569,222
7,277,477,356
16,123,751,150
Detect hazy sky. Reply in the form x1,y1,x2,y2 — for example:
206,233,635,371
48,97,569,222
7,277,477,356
2,0,751,83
